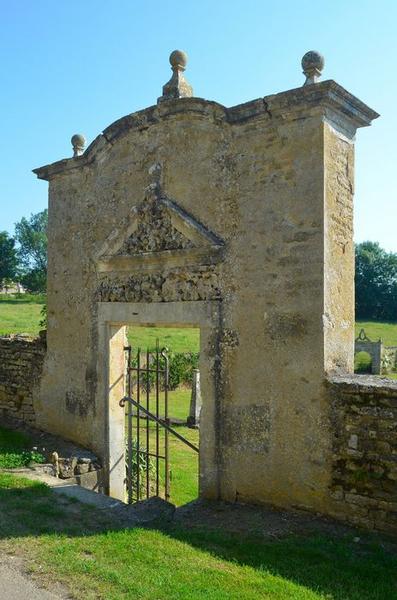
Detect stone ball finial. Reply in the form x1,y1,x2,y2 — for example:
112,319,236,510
301,51,324,86
158,49,193,102
71,133,86,157
169,50,188,71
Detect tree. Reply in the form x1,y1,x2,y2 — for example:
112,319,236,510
0,231,18,289
355,241,397,321
14,209,48,293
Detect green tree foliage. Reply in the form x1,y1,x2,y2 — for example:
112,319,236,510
0,231,18,288
355,241,397,321
14,209,48,293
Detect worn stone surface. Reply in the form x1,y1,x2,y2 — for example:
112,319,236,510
159,50,193,102
117,194,194,254
0,334,46,425
32,77,379,522
96,266,221,303
328,374,397,534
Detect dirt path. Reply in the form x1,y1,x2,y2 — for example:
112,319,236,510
0,559,67,599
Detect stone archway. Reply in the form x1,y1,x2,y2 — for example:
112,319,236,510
354,329,382,375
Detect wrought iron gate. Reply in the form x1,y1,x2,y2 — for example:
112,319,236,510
120,343,199,504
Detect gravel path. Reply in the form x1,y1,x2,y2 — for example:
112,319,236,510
0,562,64,599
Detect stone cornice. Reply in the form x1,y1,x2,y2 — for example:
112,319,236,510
33,81,379,181
263,80,379,127
327,373,397,393
98,247,223,273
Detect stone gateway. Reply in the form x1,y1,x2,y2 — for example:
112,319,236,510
29,50,395,532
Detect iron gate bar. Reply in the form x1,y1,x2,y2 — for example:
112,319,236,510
126,346,133,504
162,349,171,500
155,341,160,496
119,396,199,453
136,348,141,500
146,349,150,498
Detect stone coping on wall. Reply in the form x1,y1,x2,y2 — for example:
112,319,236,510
328,372,397,393
0,331,46,343
33,80,379,181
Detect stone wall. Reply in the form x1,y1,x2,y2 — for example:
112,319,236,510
0,334,46,425
329,375,397,534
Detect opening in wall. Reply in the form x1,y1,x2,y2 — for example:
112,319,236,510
123,325,200,507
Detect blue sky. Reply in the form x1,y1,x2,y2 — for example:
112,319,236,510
1,0,396,251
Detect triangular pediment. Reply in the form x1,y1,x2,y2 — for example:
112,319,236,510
96,192,224,273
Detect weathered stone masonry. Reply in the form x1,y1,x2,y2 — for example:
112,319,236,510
0,334,46,425
31,50,394,532
329,375,397,534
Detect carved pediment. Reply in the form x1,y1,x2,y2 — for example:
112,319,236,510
96,188,224,273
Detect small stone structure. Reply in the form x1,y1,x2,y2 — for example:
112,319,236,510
354,328,397,375
329,375,397,534
25,49,397,533
354,329,383,374
187,369,201,428
0,282,25,294
0,334,46,425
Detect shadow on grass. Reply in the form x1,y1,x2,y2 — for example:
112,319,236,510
0,299,44,305
0,475,396,600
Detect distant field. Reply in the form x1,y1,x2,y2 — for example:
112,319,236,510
128,326,199,353
1,295,396,355
0,295,200,351
355,320,397,346
0,295,45,336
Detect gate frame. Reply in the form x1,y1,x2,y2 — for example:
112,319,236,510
96,300,221,502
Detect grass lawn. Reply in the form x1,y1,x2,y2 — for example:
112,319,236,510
128,326,199,353
0,472,396,600
126,388,199,506
0,296,45,336
355,320,397,346
2,296,397,355
0,296,199,351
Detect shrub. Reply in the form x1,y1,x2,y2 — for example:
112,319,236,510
0,426,46,468
125,439,155,500
39,303,47,328
132,352,199,391
0,448,46,469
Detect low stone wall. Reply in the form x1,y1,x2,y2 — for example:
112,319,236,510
329,374,397,534
0,333,46,425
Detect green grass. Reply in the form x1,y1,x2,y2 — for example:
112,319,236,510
2,297,397,355
126,388,199,506
136,387,192,422
128,326,199,353
0,472,396,600
0,426,45,468
169,425,199,505
355,320,397,346
0,295,45,336
0,296,199,350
